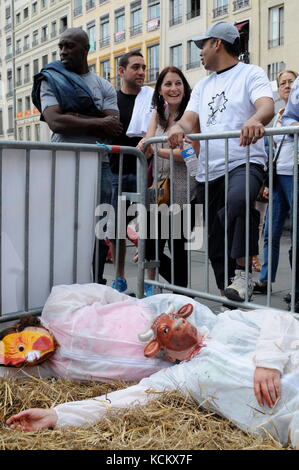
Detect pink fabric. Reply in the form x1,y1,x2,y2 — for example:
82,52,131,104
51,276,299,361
42,297,170,382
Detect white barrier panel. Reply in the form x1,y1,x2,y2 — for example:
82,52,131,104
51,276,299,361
1,148,98,315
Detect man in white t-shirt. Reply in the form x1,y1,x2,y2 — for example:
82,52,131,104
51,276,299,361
168,22,274,302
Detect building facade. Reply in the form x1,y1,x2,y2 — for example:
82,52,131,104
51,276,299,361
160,0,207,88
207,0,299,93
72,0,161,88
0,0,71,141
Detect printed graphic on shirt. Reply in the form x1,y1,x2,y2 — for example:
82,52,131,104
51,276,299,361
207,91,228,126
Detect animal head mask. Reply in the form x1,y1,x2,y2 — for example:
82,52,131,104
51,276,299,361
0,316,56,367
138,303,208,363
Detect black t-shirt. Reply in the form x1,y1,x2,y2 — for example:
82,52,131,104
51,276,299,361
109,90,142,175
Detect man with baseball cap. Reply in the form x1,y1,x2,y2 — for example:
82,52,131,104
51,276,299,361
168,22,274,303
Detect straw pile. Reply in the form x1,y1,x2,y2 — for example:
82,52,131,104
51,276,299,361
0,377,288,450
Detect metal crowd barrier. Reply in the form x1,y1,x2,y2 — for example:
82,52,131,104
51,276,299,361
143,126,299,317
0,141,147,323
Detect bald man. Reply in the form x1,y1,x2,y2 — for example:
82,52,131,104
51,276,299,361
32,28,123,284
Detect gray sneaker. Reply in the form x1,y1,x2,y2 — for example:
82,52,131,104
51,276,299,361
224,270,253,302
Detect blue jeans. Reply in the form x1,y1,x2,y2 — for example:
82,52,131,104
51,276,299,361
93,163,113,283
260,174,299,296
110,172,137,242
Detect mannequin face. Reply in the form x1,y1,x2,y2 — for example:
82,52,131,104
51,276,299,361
0,327,56,367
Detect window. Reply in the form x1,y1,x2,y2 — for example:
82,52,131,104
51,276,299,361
60,16,68,34
269,5,284,48
130,1,142,36
25,96,31,111
41,25,48,43
32,30,39,46
32,2,38,14
41,0,47,9
170,0,182,26
7,70,13,94
35,124,40,141
16,12,21,24
100,15,110,47
74,0,82,17
147,43,159,82
18,127,23,141
52,51,57,61
268,61,285,82
24,7,29,19
115,8,125,42
187,0,200,19
0,110,3,135
26,126,31,141
51,21,57,38
24,64,30,82
16,67,22,86
148,0,160,30
16,39,22,54
114,56,122,89
213,0,228,18
101,59,110,80
87,22,96,51
8,106,14,132
33,58,39,74
42,55,48,67
17,98,23,114
86,0,96,10
6,37,12,56
233,0,249,11
170,44,182,69
187,40,200,69
24,35,30,51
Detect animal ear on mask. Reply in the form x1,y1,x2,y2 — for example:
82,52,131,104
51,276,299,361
144,339,161,358
177,304,194,318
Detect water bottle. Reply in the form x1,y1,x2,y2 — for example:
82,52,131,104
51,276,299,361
181,143,198,177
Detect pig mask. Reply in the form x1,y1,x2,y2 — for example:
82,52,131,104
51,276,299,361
138,303,208,363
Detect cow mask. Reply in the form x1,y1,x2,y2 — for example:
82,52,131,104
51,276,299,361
138,303,208,363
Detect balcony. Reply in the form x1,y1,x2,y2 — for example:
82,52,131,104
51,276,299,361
4,22,12,31
7,128,14,134
233,0,250,11
187,8,200,20
5,53,13,61
6,91,13,98
51,30,57,38
16,80,22,87
86,0,95,10
186,60,201,70
41,35,48,43
169,16,182,27
114,31,125,43
213,5,228,18
147,17,160,32
23,44,30,51
24,77,31,84
16,47,22,54
32,39,39,47
130,24,142,37
100,37,110,48
59,25,67,34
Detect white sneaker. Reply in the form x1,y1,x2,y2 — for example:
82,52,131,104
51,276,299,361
224,270,253,302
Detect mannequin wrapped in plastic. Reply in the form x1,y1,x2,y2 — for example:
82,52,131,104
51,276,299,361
0,283,214,381
6,290,299,448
